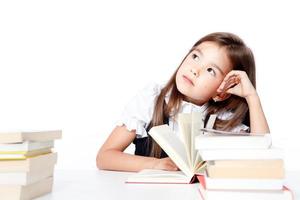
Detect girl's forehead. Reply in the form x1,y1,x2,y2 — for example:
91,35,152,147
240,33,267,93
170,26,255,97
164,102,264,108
193,41,232,73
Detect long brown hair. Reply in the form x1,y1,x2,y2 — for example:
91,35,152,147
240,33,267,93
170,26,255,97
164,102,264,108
147,32,256,158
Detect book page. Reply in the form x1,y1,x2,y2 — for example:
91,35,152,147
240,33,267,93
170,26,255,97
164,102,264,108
177,114,192,168
126,169,191,184
191,112,204,169
149,125,193,178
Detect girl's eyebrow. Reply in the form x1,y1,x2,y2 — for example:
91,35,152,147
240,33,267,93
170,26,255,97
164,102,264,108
193,48,225,76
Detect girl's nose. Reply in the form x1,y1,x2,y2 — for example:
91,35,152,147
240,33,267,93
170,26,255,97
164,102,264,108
190,68,199,77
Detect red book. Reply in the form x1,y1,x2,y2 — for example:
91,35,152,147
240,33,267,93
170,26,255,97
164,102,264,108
196,175,294,200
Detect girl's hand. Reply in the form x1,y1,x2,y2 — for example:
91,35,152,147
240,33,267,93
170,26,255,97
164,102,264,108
152,157,179,171
217,70,257,99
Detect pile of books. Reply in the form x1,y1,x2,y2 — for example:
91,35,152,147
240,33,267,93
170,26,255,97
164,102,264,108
195,128,293,200
126,112,293,200
0,130,62,200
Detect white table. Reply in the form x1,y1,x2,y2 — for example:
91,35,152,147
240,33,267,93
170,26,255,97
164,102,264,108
36,170,300,200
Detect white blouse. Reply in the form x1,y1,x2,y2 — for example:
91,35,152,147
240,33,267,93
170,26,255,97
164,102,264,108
116,82,249,139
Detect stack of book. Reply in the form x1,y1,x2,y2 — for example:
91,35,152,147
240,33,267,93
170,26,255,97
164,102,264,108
126,112,293,200
195,128,293,200
0,130,62,200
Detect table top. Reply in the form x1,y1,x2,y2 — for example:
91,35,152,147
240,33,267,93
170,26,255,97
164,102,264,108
36,170,300,200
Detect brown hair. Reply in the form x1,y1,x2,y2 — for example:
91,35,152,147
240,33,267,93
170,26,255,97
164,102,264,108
147,32,256,158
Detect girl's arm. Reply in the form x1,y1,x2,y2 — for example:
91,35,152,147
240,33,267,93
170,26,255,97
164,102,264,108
217,70,270,134
96,125,179,172
245,94,270,133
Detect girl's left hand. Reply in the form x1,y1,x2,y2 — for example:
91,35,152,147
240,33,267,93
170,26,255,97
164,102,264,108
217,70,257,99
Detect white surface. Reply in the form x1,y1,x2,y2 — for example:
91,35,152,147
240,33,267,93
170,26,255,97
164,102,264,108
36,170,300,200
1,0,300,171
36,170,200,200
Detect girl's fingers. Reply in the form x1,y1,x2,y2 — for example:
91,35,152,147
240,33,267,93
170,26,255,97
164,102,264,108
223,72,238,82
218,76,239,92
226,87,235,94
164,163,178,171
164,157,178,171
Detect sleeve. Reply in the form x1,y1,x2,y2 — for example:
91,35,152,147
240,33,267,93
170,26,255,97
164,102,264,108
115,82,163,138
230,123,250,133
217,112,250,133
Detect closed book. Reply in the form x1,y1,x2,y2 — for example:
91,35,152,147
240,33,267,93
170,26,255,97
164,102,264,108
197,172,283,190
0,177,53,200
0,152,57,172
207,160,284,179
197,175,293,200
0,148,52,160
195,133,271,150
0,140,54,152
198,147,284,161
0,130,62,144
0,161,55,185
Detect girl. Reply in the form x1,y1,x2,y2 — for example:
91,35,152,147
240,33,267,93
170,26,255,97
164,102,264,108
96,32,270,172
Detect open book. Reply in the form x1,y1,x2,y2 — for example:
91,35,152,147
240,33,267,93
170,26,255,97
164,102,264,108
126,112,210,184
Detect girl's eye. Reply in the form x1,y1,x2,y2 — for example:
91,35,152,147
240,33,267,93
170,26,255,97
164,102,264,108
207,67,216,76
192,53,200,61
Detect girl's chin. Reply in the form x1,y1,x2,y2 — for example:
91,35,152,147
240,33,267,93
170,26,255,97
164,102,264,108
177,87,208,105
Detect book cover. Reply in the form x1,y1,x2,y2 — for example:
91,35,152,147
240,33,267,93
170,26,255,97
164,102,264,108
0,163,55,185
0,177,53,200
0,130,62,144
0,147,52,160
197,147,284,161
0,152,57,172
195,131,272,150
206,160,284,179
0,140,54,152
197,171,284,190
197,175,293,200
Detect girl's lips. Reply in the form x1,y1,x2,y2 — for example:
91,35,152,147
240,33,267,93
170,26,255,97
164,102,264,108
183,75,194,86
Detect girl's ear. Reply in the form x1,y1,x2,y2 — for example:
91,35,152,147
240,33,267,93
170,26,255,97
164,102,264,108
212,92,231,102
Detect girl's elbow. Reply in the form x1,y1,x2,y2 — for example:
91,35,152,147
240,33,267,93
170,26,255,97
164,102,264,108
96,150,105,170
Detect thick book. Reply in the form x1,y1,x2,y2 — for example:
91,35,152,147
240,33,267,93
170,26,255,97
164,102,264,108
195,130,272,150
197,171,283,191
0,140,54,152
197,176,293,200
126,112,207,184
0,177,53,200
197,147,284,161
206,160,285,179
0,130,62,144
0,152,57,172
0,162,55,185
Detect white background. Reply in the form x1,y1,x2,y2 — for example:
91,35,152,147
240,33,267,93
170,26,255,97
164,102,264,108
0,0,299,170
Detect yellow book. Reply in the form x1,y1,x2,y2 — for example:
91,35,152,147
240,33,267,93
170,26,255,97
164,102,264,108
0,148,52,160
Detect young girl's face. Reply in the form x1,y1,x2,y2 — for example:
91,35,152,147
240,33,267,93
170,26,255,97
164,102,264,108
176,41,233,105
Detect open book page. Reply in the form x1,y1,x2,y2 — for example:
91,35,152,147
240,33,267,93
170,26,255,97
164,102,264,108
191,112,205,169
149,125,193,178
194,151,206,173
126,169,191,184
177,114,192,168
